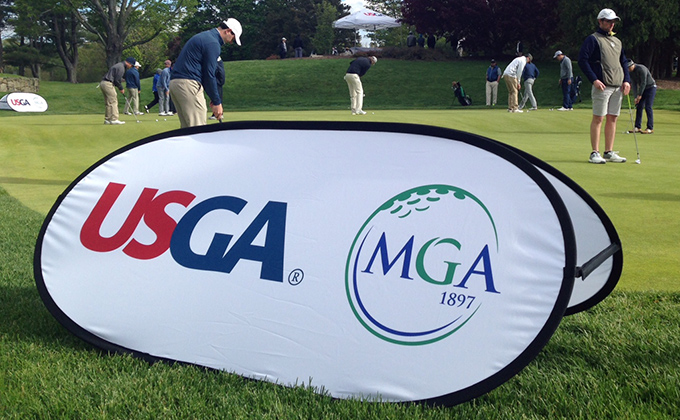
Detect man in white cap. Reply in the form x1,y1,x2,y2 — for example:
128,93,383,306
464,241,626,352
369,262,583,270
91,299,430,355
169,18,242,128
578,8,631,164
343,56,377,115
124,61,143,116
502,53,531,113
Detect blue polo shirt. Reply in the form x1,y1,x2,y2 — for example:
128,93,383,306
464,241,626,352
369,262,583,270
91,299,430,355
171,28,224,105
125,67,141,90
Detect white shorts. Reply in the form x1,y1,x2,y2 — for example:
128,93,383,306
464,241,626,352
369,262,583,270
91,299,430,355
591,85,622,117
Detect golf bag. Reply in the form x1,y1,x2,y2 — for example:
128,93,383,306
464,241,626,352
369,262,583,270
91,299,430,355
452,81,472,106
572,76,583,103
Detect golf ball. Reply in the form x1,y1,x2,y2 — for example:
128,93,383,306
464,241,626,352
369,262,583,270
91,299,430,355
164,119,167,121
156,119,158,121
372,112,375,115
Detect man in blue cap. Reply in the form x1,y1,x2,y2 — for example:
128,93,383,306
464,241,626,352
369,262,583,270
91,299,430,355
169,18,242,128
100,57,135,125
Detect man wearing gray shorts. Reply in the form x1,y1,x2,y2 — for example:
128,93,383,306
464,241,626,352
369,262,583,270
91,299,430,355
578,8,631,164
170,18,242,128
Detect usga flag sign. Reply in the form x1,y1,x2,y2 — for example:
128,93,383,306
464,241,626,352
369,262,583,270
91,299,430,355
35,122,622,406
0,92,48,112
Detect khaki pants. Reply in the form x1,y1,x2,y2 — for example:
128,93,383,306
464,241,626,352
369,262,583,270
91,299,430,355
124,87,139,114
100,81,119,122
169,79,207,128
485,81,498,106
344,73,364,113
503,74,520,111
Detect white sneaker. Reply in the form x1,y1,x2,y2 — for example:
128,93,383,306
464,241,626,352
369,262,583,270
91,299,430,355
589,151,606,164
512,109,523,113
208,116,217,120
356,110,367,115
124,112,133,115
135,111,144,115
104,120,111,125
557,107,569,111
603,151,626,163
159,112,167,116
144,106,150,113
109,120,126,125
530,107,538,111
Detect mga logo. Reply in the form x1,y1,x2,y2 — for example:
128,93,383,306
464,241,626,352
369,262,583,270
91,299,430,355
345,185,500,345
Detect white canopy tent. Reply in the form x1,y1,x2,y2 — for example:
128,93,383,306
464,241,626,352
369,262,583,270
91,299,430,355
333,8,401,46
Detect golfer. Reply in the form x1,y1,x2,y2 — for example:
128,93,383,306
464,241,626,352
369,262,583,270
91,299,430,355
169,18,242,128
502,54,531,113
627,60,656,134
343,56,377,115
578,8,631,164
100,57,135,125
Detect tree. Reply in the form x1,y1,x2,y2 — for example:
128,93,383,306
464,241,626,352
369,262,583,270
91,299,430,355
12,0,82,82
0,0,14,72
310,0,335,54
366,0,409,47
401,0,560,58
557,0,680,78
67,0,195,68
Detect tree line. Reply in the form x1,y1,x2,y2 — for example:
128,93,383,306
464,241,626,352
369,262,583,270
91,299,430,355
0,0,353,82
1,0,678,82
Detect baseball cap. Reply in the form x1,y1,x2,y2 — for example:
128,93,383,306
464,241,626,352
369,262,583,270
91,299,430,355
490,59,496,63
224,18,243,46
597,8,620,20
526,53,533,60
553,50,563,59
134,61,141,67
369,56,377,64
125,57,135,65
626,59,635,68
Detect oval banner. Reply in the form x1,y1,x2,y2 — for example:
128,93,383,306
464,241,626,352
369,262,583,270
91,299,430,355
497,145,622,315
35,121,576,406
0,92,49,112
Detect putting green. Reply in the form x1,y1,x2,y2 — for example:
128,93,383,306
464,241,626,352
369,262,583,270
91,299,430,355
1,109,678,292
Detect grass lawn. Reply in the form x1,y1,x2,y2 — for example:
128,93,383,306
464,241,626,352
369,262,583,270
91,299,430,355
1,58,679,418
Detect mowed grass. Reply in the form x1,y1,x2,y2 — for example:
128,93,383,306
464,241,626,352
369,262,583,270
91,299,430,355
1,59,680,418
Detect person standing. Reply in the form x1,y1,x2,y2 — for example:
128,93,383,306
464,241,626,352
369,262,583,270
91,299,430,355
406,32,416,47
485,59,502,106
519,54,539,110
279,37,288,59
553,51,574,111
502,54,530,113
427,34,436,49
343,56,377,115
144,69,162,113
417,33,425,48
158,60,172,116
293,34,304,58
169,18,242,128
100,56,135,125
124,61,143,115
578,8,631,164
627,60,656,134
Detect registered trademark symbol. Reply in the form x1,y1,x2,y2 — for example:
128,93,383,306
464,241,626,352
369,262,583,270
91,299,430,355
288,269,304,286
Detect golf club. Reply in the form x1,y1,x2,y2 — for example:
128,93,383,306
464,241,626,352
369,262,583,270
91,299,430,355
123,94,141,123
625,94,641,164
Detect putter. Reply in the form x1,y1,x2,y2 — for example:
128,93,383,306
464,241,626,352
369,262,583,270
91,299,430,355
123,94,141,123
625,95,641,164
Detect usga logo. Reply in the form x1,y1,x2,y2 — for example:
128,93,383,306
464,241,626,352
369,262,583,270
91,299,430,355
346,185,500,345
80,182,287,282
